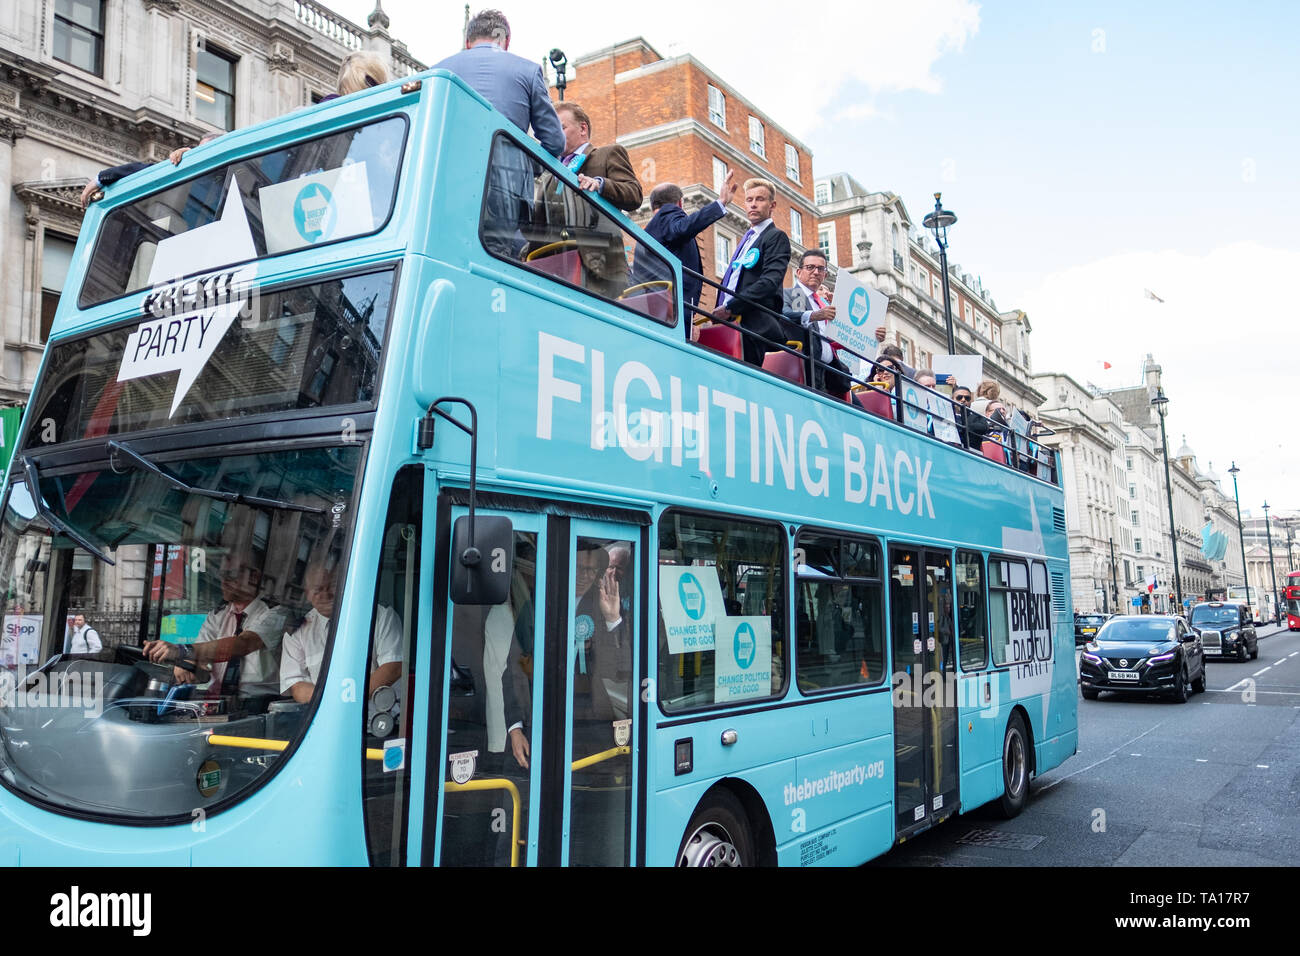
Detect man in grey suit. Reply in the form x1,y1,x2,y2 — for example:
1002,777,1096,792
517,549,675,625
782,249,852,397
436,10,565,257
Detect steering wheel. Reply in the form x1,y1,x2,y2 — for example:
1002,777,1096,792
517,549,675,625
618,280,673,299
526,240,579,261
117,643,196,673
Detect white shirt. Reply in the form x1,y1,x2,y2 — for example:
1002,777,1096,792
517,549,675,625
719,218,773,308
194,598,289,696
279,605,403,694
65,624,101,655
794,280,834,363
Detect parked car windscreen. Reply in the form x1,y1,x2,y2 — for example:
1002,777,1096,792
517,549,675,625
1097,618,1176,642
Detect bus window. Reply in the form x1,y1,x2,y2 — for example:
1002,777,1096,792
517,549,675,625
480,132,677,327
794,531,885,693
0,445,362,821
28,269,393,446
956,551,988,670
656,512,786,713
988,557,1033,667
80,116,408,307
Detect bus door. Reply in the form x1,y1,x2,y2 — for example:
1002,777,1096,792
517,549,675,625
888,545,959,839
431,507,548,866
559,518,640,866
428,509,641,866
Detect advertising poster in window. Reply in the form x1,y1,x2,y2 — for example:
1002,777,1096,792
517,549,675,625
2,615,42,666
714,616,771,702
260,162,375,254
1006,573,1053,706
659,566,725,653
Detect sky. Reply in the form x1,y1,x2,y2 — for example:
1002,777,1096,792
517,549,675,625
328,0,1300,514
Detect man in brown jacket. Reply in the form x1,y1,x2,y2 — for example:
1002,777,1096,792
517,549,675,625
532,102,643,298
554,102,642,212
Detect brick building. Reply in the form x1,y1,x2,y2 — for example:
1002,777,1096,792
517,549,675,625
552,38,818,303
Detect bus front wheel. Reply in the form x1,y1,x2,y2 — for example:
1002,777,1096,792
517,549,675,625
677,789,754,866
997,713,1030,818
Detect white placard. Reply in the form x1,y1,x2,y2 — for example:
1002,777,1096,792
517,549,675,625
714,616,771,703
260,162,375,254
931,355,984,393
901,382,960,443
659,566,725,654
826,271,888,362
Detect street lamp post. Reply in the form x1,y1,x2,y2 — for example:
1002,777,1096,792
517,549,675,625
549,49,568,100
1227,462,1249,608
1151,388,1183,613
922,193,958,356
1263,502,1279,623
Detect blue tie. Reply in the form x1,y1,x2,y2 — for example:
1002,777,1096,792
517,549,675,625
720,227,756,300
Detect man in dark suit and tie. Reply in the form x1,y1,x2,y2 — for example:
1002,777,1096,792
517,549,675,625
711,178,792,367
783,249,852,396
632,172,735,335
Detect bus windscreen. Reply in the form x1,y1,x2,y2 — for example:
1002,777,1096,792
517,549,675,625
26,269,392,447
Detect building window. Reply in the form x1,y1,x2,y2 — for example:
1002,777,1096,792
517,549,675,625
814,181,830,206
1131,509,1140,526
818,223,836,266
712,157,729,197
40,232,78,343
916,267,928,292
963,301,973,324
931,274,942,300
707,84,727,129
748,116,766,159
789,208,803,245
897,336,913,366
53,0,106,77
715,231,734,277
785,143,800,182
1129,483,1136,498
1126,456,1134,471
1135,538,1143,553
196,44,237,131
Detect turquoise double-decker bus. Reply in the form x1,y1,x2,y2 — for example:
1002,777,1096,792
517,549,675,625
0,68,1075,866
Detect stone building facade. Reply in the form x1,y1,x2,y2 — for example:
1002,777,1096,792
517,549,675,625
0,0,423,403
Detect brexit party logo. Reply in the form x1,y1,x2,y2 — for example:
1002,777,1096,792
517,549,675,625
293,182,336,244
847,287,871,326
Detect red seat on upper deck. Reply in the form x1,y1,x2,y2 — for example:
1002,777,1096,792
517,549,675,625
527,249,583,285
762,347,805,386
697,324,743,359
620,288,673,322
981,440,1008,464
853,387,894,420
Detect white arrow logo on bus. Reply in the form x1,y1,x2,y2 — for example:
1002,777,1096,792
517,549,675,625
117,266,255,417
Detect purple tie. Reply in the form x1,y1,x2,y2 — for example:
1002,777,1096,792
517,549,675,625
720,227,757,297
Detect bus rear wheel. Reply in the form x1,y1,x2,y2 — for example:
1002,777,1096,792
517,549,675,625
677,789,754,867
997,713,1030,818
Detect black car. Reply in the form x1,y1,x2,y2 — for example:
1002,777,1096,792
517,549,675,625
1189,602,1258,662
1074,613,1109,645
1079,615,1206,702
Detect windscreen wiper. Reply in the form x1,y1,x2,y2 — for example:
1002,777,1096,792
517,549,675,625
106,440,324,515
19,456,116,566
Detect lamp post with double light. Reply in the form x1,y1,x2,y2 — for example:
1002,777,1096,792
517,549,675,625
1151,388,1183,613
922,193,958,356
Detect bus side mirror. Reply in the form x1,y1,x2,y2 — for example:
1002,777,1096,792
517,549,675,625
449,515,513,605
